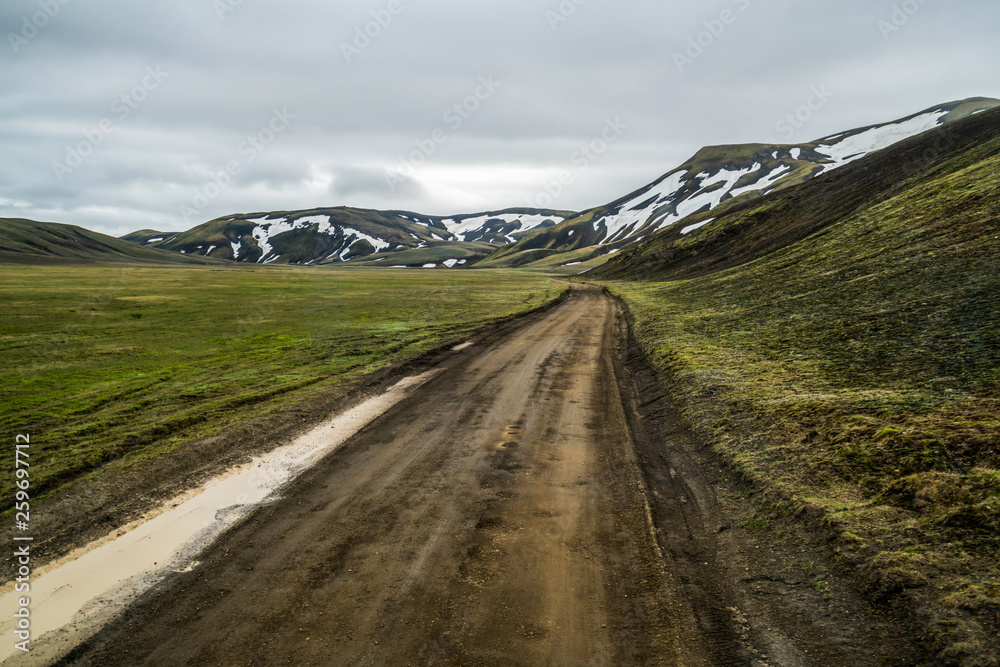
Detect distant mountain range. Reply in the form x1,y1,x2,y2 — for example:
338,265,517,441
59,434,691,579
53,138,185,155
121,208,574,268
482,97,999,270
2,96,997,267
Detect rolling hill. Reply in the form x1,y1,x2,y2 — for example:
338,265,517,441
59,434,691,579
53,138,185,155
107,96,997,271
126,207,574,267
595,104,1000,663
484,97,999,270
0,218,220,265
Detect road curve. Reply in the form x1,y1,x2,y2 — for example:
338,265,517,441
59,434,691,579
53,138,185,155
62,287,716,666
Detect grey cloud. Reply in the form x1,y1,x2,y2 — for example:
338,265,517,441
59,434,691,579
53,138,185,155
1,0,997,236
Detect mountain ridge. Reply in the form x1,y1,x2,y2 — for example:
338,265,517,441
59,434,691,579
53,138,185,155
483,96,1000,271
127,206,575,267
4,96,997,267
0,218,220,265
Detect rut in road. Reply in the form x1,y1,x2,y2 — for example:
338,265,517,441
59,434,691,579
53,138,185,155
63,287,747,666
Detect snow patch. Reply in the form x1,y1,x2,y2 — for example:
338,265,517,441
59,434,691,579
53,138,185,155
422,263,437,268
790,148,801,160
730,165,792,198
815,110,947,172
204,245,217,256
443,259,460,268
681,218,715,235
655,165,761,231
339,227,391,260
230,241,241,259
601,170,687,241
145,237,164,244
440,213,565,242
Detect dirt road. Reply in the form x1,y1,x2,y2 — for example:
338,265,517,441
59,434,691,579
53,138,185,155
59,287,919,666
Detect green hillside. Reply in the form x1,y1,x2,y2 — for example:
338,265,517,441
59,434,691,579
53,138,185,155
0,265,563,524
595,106,1000,663
0,218,217,265
487,97,1000,270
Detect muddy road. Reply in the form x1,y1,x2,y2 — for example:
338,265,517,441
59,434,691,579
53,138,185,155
61,287,919,666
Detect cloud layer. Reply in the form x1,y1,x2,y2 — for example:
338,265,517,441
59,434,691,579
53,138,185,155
2,0,997,236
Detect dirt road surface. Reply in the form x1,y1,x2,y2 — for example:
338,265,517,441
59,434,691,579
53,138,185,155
60,287,920,666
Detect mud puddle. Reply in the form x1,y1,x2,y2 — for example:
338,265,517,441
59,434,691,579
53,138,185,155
0,370,439,665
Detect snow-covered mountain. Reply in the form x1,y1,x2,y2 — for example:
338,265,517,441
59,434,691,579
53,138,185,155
486,97,999,268
124,207,573,267
122,97,999,269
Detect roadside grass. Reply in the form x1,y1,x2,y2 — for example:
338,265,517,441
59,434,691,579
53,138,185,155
1,265,562,505
600,151,1000,662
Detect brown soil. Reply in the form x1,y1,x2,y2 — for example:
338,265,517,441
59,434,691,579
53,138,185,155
12,291,570,583
58,287,926,666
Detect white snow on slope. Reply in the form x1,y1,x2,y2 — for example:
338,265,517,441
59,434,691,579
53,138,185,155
230,241,241,259
246,216,392,263
790,148,801,160
654,165,762,232
145,237,164,244
815,110,947,172
598,165,774,243
681,218,715,235
204,245,217,256
730,165,792,198
439,213,565,241
338,227,391,260
600,170,687,242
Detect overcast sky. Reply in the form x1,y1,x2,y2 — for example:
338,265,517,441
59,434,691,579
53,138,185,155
1,1,997,237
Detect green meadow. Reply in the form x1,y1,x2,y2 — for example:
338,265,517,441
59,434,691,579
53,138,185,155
0,264,562,502
599,144,1000,658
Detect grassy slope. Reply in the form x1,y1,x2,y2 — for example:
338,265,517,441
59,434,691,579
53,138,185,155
0,265,562,505
349,242,496,267
489,99,1000,271
0,218,214,265
598,115,1000,663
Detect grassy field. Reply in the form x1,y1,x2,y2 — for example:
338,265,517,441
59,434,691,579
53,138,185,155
599,137,1000,662
0,264,563,505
